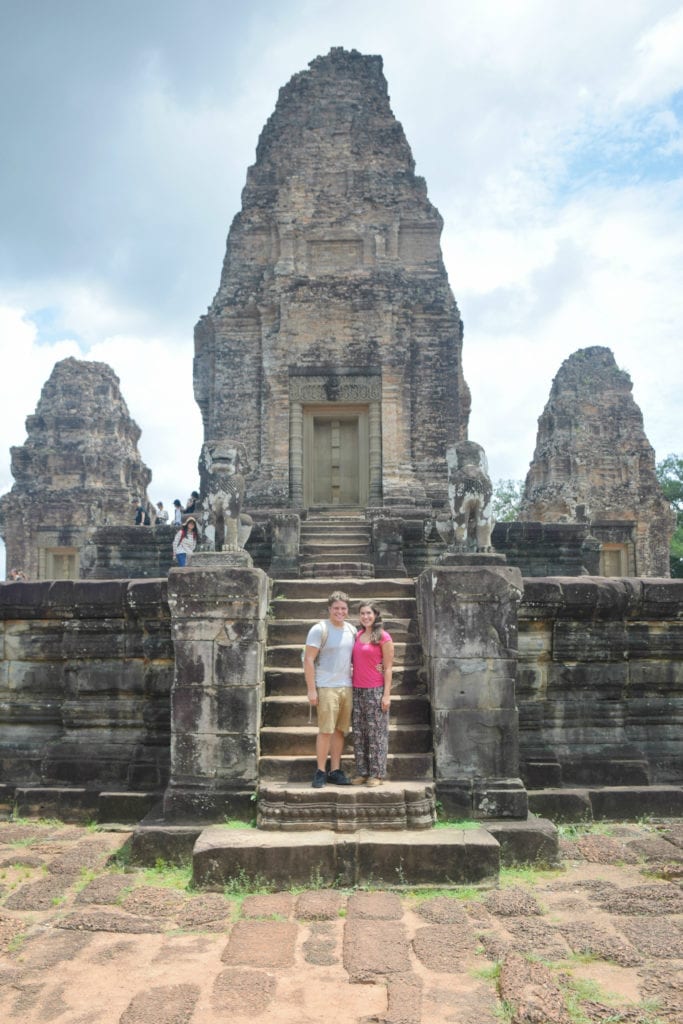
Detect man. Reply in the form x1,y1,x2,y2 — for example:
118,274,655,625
304,590,355,788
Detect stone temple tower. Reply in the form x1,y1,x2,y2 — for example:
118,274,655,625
0,357,151,579
194,48,470,511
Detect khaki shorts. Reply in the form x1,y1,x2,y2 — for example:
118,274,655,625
316,686,352,734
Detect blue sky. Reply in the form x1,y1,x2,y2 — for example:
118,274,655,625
1,0,682,573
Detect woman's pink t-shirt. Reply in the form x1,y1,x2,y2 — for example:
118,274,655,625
352,630,392,688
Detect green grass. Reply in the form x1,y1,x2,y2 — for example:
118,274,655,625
498,863,563,886
434,818,483,830
221,818,256,829
141,858,193,891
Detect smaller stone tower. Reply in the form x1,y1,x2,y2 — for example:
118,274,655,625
0,357,152,579
519,346,675,576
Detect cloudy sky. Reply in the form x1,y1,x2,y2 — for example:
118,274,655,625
1,0,682,571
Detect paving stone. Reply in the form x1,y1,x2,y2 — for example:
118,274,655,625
616,918,683,958
295,890,344,920
597,883,683,915
412,923,474,972
0,911,24,953
176,893,232,929
56,910,164,934
505,918,571,960
119,983,200,1024
346,891,403,919
221,920,297,968
416,895,469,925
626,836,683,862
343,919,411,982
638,964,683,1023
302,920,339,965
211,968,276,1016
75,874,134,905
46,839,117,876
0,854,45,869
558,921,642,966
3,876,73,911
499,951,571,1024
240,892,293,918
120,886,187,918
385,973,422,1024
483,886,543,917
575,835,640,865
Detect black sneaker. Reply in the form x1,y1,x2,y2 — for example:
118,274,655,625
327,769,351,786
312,769,327,788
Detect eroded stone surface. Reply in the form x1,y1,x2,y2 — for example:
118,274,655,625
346,890,403,920
221,920,297,968
193,48,470,509
519,346,675,576
0,357,151,580
119,983,199,1024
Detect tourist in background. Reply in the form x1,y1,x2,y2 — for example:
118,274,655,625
172,516,198,567
154,501,169,525
183,491,200,515
172,499,183,525
351,602,394,787
133,498,150,525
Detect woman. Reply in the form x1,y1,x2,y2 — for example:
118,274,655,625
351,602,394,787
172,516,198,566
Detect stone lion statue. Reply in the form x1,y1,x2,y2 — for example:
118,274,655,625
198,440,253,552
442,440,495,552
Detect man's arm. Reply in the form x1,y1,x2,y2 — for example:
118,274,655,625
304,646,319,705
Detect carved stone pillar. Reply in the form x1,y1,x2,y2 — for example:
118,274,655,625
369,400,382,505
163,561,269,821
416,563,528,819
289,401,304,507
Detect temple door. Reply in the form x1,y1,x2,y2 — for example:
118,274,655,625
303,406,369,507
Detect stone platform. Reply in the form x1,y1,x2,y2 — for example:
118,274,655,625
256,781,436,831
191,825,501,888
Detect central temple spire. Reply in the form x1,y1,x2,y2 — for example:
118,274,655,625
194,48,471,509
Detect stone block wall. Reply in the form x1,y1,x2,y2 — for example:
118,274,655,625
0,579,174,790
518,577,683,786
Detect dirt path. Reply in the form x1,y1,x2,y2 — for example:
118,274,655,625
1,820,682,1023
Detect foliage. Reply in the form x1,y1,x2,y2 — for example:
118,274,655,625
656,453,683,577
491,479,524,523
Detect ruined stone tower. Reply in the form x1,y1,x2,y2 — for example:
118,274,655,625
0,357,151,579
194,48,470,510
519,346,675,576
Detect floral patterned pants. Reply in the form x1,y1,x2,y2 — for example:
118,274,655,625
352,686,389,779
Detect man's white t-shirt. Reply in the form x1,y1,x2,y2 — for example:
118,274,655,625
306,621,355,688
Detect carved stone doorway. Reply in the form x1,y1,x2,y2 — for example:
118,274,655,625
303,405,369,508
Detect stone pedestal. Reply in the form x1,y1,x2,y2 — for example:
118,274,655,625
270,514,300,576
416,563,528,819
163,559,269,821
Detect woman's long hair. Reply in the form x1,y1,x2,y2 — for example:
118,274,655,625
358,602,384,644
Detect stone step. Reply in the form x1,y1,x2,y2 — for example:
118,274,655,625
261,694,431,727
267,617,418,645
301,562,375,578
259,724,433,756
300,527,371,540
265,666,425,697
266,640,422,670
192,825,500,887
257,782,436,831
272,578,415,599
302,540,371,552
258,752,433,783
269,596,417,620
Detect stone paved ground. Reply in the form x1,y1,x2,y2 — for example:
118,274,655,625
0,820,682,1023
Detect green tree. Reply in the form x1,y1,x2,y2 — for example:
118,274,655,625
491,478,524,523
656,454,683,578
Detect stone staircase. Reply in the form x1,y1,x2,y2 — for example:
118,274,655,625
258,577,436,830
300,511,374,578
